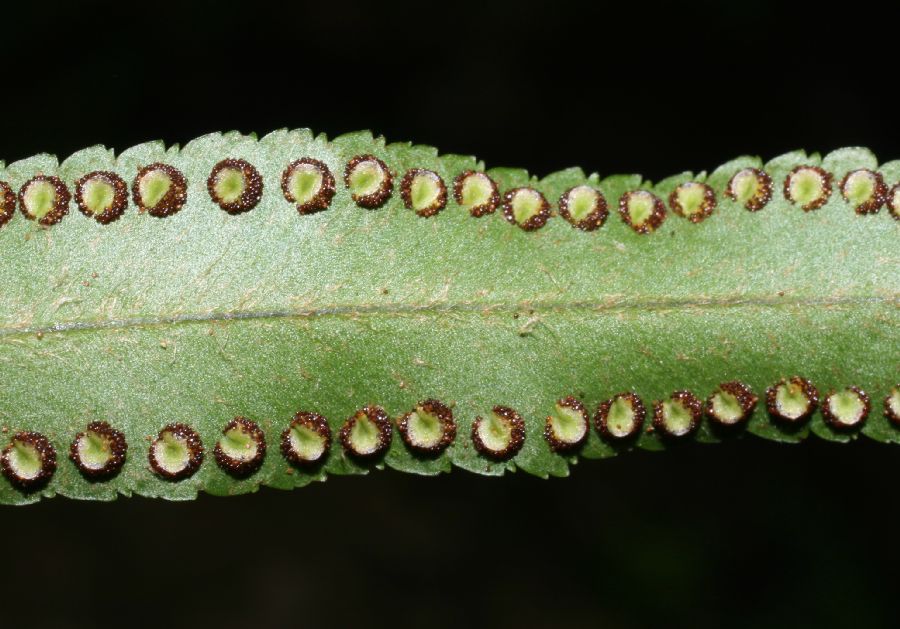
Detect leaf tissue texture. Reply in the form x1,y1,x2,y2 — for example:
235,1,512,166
0,130,896,505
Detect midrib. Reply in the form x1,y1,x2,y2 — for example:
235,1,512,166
0,294,892,339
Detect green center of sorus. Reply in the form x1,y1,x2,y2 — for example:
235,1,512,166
788,168,826,206
843,170,876,205
710,390,744,424
891,188,900,211
138,170,173,208
213,167,247,204
154,432,191,473
510,189,543,223
659,400,694,436
565,186,599,220
548,403,587,444
405,406,444,449
348,413,381,455
219,425,258,461
80,178,116,215
348,160,386,197
408,172,442,211
730,169,762,205
288,424,327,461
626,191,656,225
288,164,324,204
9,440,43,479
459,173,493,206
23,180,59,218
478,411,513,452
775,382,811,420
674,183,707,216
76,430,114,470
828,389,866,425
606,397,637,437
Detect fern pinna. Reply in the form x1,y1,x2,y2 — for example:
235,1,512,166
0,130,896,504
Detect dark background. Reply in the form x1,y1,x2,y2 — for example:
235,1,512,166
2,2,898,628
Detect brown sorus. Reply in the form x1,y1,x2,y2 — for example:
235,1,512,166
704,381,758,429
397,399,456,454
1,431,57,490
668,182,716,223
148,423,204,480
652,391,703,438
821,386,871,431
344,155,393,209
502,187,551,231
472,405,526,460
618,190,666,233
281,411,332,466
18,175,71,226
885,386,900,428
725,167,773,211
452,170,500,217
544,396,589,452
207,158,264,214
558,186,608,231
339,405,392,458
765,377,819,425
0,181,16,228
69,421,128,480
783,165,833,211
281,157,336,214
74,171,129,224
131,163,188,217
595,392,646,441
887,183,900,220
213,416,267,477
840,168,887,214
399,168,447,217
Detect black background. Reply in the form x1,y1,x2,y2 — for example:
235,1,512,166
1,2,898,628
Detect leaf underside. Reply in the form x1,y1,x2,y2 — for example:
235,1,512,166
0,130,896,505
